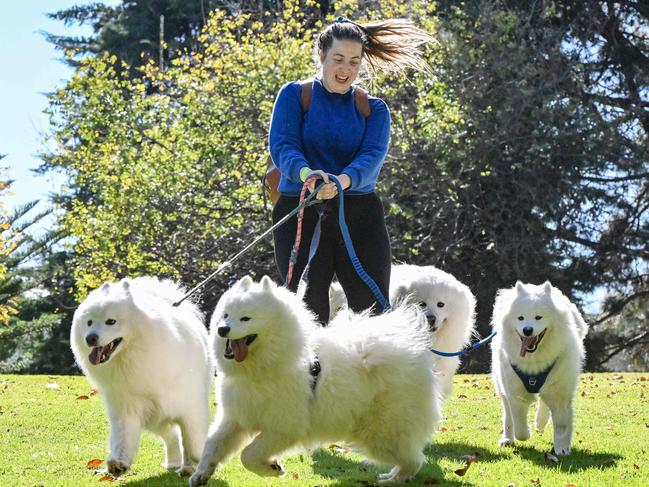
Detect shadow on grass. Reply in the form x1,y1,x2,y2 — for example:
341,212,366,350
510,444,622,472
426,441,511,463
311,449,468,486
121,470,229,486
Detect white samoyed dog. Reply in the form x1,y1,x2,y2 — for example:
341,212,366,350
189,275,439,486
491,281,588,455
330,264,476,402
71,277,213,476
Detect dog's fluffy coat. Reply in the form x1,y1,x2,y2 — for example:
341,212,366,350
190,275,439,486
491,281,588,455
71,277,213,475
330,264,476,402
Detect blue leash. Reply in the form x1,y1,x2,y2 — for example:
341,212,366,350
303,174,496,356
429,331,497,357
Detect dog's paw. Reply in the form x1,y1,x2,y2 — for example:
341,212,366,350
188,470,211,487
267,461,285,477
107,458,130,475
177,465,195,477
499,437,515,447
553,445,571,456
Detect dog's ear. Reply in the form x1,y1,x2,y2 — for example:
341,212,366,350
100,282,111,293
122,279,130,292
542,281,553,294
236,275,254,290
515,281,525,293
260,275,275,291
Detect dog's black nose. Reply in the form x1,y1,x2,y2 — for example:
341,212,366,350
427,314,437,331
86,332,99,347
523,326,534,336
217,326,230,338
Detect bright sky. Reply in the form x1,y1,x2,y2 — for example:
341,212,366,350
0,1,119,221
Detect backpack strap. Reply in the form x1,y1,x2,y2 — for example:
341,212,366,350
300,80,312,112
354,86,371,118
298,80,371,118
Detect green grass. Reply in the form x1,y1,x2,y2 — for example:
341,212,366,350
1,373,647,486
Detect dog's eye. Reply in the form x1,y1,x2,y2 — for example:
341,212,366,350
105,319,116,325
437,302,445,308
240,316,251,322
535,315,543,320
87,320,93,327
418,302,427,309
517,316,524,321
223,313,229,319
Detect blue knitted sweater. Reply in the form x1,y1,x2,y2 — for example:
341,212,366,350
269,76,390,196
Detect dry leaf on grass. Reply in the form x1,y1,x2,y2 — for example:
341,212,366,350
530,478,540,485
291,472,299,480
328,444,350,454
90,390,98,396
98,475,118,482
86,459,103,469
76,395,89,400
454,452,479,476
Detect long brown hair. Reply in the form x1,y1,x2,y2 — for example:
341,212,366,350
316,18,434,75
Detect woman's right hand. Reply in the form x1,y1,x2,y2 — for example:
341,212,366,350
305,170,338,200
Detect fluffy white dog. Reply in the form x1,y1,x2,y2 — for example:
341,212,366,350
330,264,476,401
71,277,213,476
491,281,588,455
189,275,439,486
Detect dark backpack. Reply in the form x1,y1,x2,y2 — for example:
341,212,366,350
263,80,371,204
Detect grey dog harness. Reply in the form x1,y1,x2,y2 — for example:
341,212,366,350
510,361,556,394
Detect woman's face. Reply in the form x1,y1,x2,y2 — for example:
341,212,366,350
320,39,363,94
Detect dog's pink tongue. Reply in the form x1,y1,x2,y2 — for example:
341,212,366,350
231,339,248,362
519,336,537,357
89,347,103,365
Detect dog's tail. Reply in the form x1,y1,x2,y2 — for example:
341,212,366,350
534,397,551,432
350,302,432,369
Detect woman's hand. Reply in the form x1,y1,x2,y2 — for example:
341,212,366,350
305,170,338,200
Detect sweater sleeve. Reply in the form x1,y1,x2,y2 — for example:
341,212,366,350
341,98,390,191
268,82,310,183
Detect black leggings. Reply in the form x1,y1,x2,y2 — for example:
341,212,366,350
272,192,391,325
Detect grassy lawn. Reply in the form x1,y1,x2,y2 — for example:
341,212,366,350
0,373,647,486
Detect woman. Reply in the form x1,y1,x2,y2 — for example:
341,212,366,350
269,17,433,325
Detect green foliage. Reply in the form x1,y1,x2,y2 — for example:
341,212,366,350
44,2,329,300
1,373,647,485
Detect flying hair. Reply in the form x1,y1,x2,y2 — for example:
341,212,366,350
316,17,435,75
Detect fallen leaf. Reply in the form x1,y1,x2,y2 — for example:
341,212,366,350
98,475,117,482
640,376,647,382
457,394,468,399
612,374,623,380
440,426,448,432
564,484,577,487
291,472,299,480
86,459,103,469
76,395,89,400
633,464,639,470
90,390,98,396
454,452,479,476
530,479,540,485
